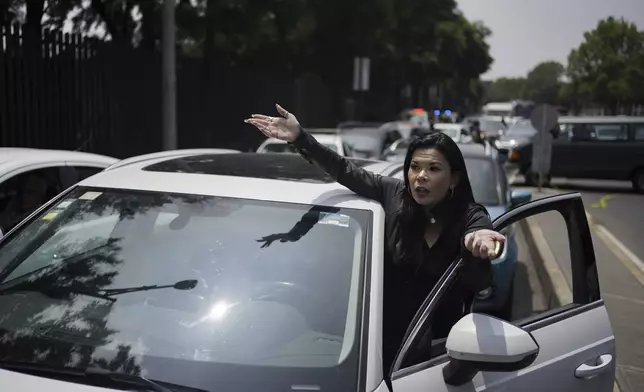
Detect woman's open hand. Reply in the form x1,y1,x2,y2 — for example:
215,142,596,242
464,229,506,259
245,104,301,142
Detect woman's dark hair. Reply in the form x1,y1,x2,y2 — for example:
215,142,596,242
397,132,476,266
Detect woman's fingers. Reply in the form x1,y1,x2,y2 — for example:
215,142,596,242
276,104,290,118
251,114,272,120
464,232,475,250
249,118,273,128
246,120,273,138
472,237,483,258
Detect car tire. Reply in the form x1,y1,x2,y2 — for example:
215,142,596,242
632,169,644,193
525,168,551,187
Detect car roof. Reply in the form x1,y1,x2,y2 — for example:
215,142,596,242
434,123,462,130
558,116,644,124
0,148,118,173
458,143,497,158
79,153,395,210
261,134,340,144
105,148,240,171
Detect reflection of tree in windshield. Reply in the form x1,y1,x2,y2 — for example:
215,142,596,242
0,236,144,374
0,189,232,378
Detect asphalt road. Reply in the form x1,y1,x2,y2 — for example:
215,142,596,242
511,224,548,320
548,178,644,265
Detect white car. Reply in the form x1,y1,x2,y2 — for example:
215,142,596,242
257,130,348,156
0,152,615,391
0,148,118,236
433,123,472,143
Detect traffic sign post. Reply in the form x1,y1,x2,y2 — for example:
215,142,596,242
530,104,559,191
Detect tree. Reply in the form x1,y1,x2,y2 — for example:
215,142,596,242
566,17,644,114
522,61,564,104
485,77,526,102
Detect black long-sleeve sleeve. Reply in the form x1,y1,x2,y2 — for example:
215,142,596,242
291,128,402,205
459,203,494,293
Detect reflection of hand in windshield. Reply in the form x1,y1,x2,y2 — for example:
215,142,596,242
256,206,341,248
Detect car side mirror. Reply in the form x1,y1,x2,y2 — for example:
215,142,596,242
443,313,539,386
510,190,532,207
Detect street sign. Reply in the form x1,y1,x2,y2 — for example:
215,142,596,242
530,104,559,189
352,57,370,91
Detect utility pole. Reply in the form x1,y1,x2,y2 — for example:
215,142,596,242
162,0,177,150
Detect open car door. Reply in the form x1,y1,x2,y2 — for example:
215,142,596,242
388,192,616,392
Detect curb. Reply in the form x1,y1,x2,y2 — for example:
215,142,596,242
519,218,572,308
519,200,622,392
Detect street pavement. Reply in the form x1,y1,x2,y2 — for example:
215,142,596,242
512,177,644,392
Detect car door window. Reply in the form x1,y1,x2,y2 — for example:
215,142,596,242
390,193,614,391
0,167,65,234
633,124,644,141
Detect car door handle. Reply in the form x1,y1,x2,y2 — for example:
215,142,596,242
575,354,613,379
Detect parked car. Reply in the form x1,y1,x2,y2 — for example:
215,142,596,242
383,137,498,163
339,123,401,159
257,129,350,156
0,148,118,236
380,143,532,318
494,120,537,163
433,123,472,144
507,116,644,191
478,116,509,139
0,152,614,391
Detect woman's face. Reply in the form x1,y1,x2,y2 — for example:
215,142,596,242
407,147,459,207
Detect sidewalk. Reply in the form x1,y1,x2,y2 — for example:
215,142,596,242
521,188,644,392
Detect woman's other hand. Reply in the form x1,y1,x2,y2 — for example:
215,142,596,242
245,104,301,142
464,229,506,259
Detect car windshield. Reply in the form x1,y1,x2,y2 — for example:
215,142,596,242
340,129,382,158
480,120,506,131
506,122,537,138
392,139,410,154
464,158,500,205
0,187,369,391
434,125,461,140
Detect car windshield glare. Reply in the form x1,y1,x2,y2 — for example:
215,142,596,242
0,187,369,391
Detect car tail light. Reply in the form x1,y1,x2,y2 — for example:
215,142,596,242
509,151,519,161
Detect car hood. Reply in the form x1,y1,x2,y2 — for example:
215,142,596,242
0,368,117,392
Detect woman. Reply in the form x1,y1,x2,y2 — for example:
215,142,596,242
245,104,505,369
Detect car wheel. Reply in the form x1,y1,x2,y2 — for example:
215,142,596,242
632,169,644,193
525,168,551,187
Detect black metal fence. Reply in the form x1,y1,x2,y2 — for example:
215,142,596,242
1,24,359,158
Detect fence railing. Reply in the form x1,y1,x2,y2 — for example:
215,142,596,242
1,23,399,158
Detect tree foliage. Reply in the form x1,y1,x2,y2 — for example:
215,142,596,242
565,17,644,113
3,0,492,111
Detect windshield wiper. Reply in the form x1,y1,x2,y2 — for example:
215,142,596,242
0,279,198,303
0,362,175,392
84,367,173,392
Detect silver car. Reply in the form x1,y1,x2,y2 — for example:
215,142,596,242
0,152,615,391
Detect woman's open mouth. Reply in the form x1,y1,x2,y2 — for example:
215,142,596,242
414,185,430,196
